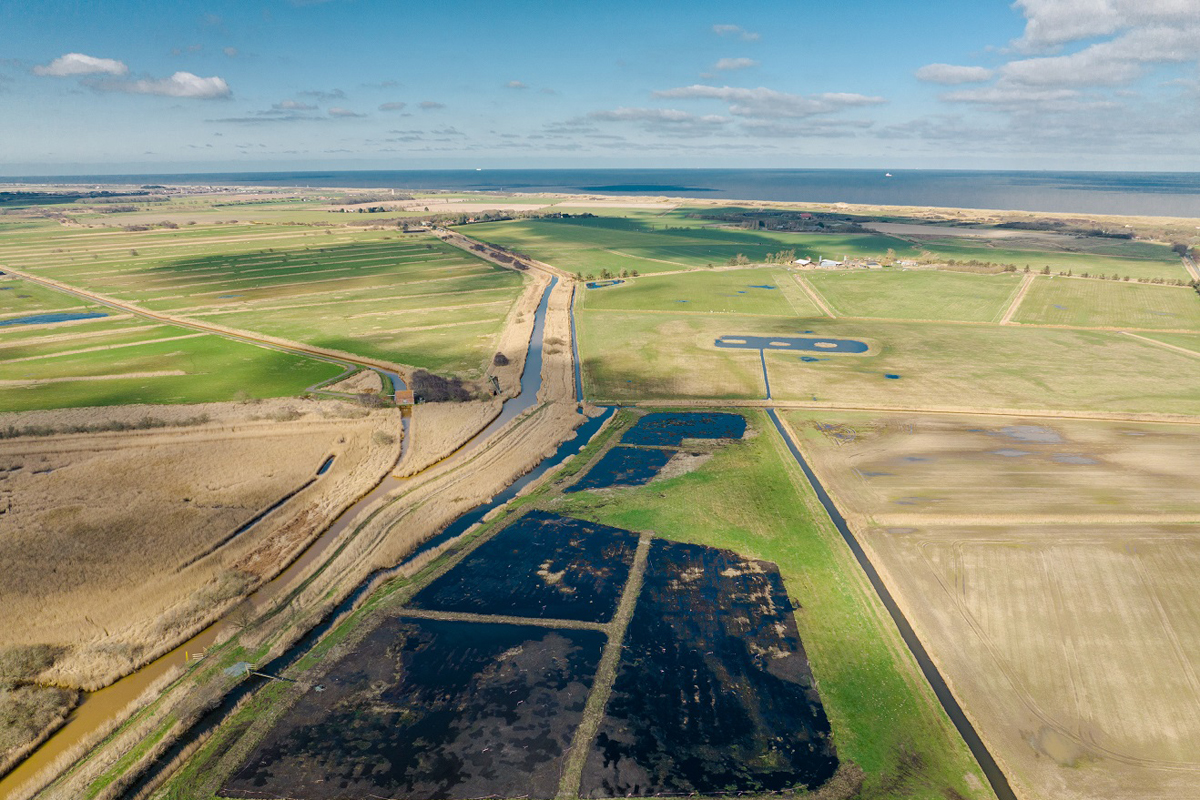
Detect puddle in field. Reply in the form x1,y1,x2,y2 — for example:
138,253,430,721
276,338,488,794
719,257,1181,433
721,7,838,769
996,425,1063,443
0,311,108,326
992,449,1031,457
1053,454,1098,465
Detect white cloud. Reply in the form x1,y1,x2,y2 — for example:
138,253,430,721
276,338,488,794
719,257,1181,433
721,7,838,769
378,101,407,111
506,80,528,89
33,53,128,77
419,100,445,109
1012,0,1200,49
713,57,758,71
328,106,365,117
652,85,885,118
92,71,231,98
275,99,316,110
915,63,994,84
589,107,727,124
712,24,760,41
941,85,1083,105
223,46,239,57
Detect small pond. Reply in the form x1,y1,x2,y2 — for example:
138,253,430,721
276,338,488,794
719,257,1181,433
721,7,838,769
714,334,868,353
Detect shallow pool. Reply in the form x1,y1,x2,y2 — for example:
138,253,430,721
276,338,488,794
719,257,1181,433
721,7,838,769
714,334,868,353
0,311,109,327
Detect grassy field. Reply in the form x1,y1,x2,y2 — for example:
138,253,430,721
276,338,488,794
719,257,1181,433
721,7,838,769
464,213,1189,281
548,409,993,800
1013,276,1200,330
784,409,1200,800
804,270,1025,322
580,266,818,315
576,309,1200,414
0,320,340,412
0,225,525,378
466,216,912,276
1134,331,1200,354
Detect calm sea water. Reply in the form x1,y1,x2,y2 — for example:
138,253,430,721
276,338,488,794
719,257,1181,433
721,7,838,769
10,169,1200,218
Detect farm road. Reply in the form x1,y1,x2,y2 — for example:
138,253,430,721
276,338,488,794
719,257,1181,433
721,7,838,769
999,271,1036,324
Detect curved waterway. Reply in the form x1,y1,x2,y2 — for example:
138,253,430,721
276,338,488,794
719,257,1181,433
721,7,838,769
0,278,569,799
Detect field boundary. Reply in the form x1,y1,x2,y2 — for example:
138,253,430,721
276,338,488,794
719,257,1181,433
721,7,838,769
998,271,1036,324
793,274,838,318
1121,331,1200,359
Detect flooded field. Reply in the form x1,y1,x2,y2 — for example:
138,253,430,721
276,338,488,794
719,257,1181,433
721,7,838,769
565,445,674,492
223,618,605,800
621,411,746,447
581,539,838,796
409,510,639,623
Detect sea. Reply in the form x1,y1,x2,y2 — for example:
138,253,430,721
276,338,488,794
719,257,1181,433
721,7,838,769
8,169,1200,218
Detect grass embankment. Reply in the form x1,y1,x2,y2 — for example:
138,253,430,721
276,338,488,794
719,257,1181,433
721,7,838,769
549,409,992,799
582,266,819,316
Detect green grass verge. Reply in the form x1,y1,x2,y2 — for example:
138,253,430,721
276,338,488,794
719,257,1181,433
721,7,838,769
549,408,993,800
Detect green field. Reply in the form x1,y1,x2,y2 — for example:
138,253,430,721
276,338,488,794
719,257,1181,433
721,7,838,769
576,309,1200,414
551,409,992,799
1013,276,1200,330
466,216,912,276
581,266,818,316
805,269,1025,322
0,226,525,377
0,324,340,412
464,213,1189,282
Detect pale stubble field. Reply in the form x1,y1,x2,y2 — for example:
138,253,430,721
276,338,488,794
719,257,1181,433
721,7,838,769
784,410,1200,800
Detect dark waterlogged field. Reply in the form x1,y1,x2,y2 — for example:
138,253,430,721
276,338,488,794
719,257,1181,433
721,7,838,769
565,446,674,492
621,411,747,447
581,539,839,797
409,510,639,622
223,618,605,800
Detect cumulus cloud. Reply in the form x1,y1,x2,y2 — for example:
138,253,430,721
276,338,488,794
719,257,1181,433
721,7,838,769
274,99,316,111
653,85,885,118
915,63,994,84
33,53,128,77
586,107,730,136
506,80,528,89
91,71,231,98
378,101,407,111
1012,0,1200,49
328,106,365,117
712,24,760,41
223,46,239,57
419,100,445,109
713,57,758,71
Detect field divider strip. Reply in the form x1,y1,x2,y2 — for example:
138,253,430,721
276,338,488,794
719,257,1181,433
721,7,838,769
1120,330,1200,359
792,273,837,318
391,608,607,632
998,271,1036,324
556,533,652,800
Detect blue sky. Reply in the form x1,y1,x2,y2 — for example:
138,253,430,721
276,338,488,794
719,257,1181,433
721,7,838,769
2,0,1198,174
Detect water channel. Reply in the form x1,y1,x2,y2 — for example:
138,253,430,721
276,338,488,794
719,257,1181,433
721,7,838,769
0,276,580,799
